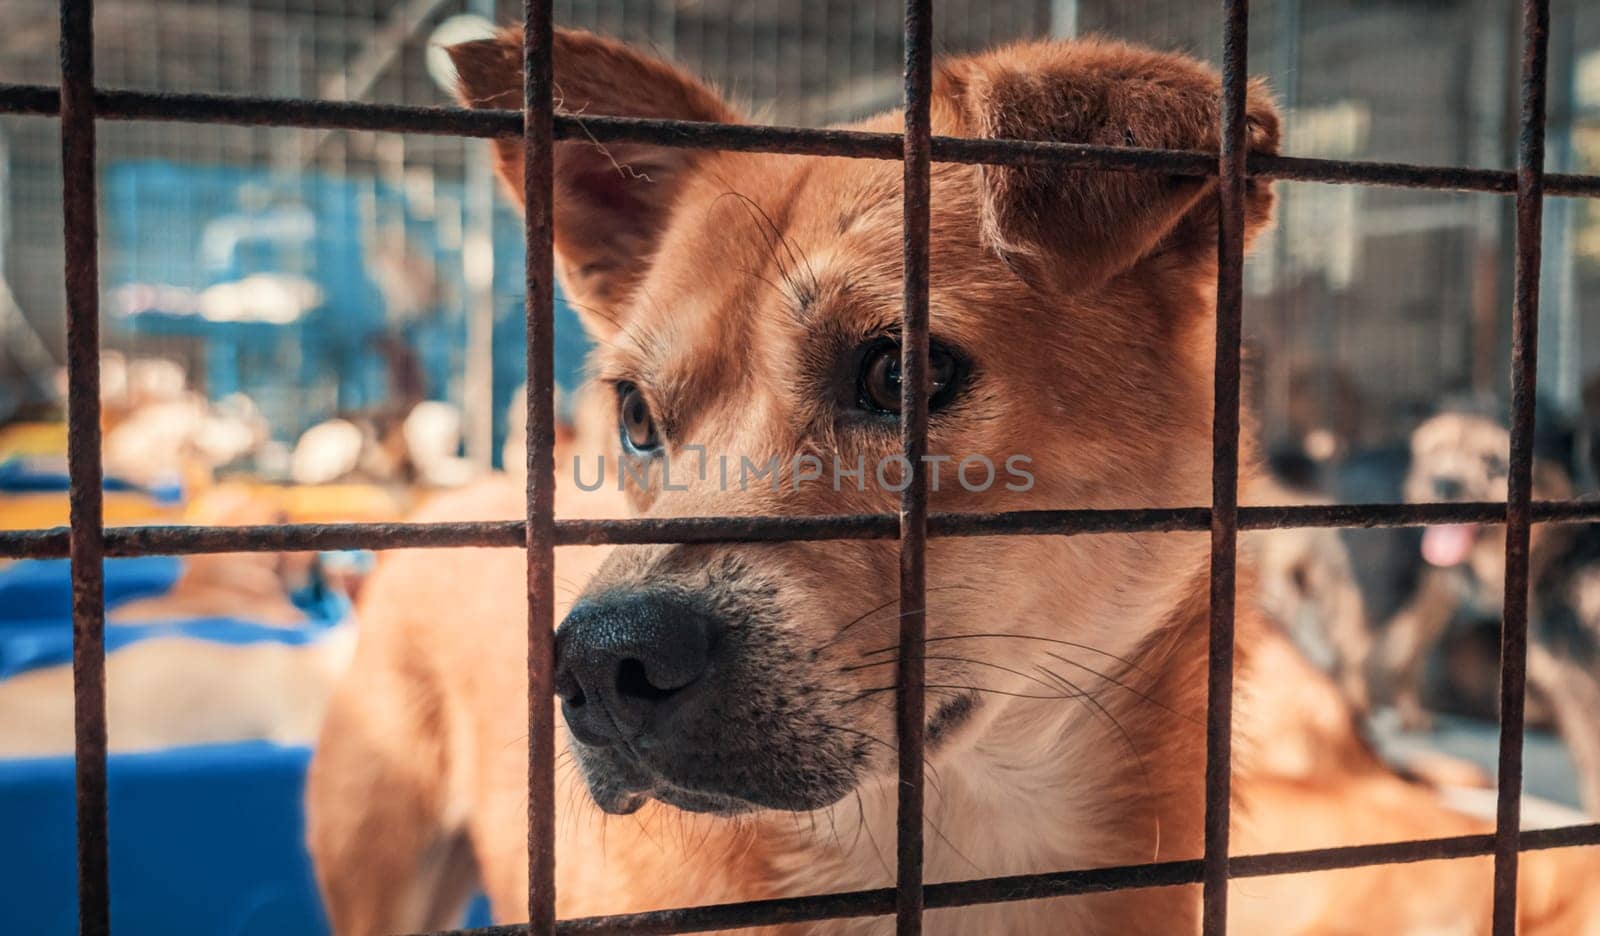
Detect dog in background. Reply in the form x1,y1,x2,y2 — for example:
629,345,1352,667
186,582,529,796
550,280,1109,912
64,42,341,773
0,627,356,758
109,486,322,627
78,352,269,488
1379,403,1573,729
306,29,1600,934
289,399,481,489
1380,403,1600,816
1246,477,1373,716
0,486,360,756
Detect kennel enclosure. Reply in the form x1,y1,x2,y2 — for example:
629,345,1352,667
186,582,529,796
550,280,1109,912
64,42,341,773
4,0,1600,934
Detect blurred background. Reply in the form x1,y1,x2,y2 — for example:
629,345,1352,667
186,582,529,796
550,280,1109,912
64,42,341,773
2,0,1599,463
3,1,1600,933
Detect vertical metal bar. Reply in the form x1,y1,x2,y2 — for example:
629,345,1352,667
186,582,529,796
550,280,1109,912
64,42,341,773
1491,1,1549,931
522,2,558,933
896,0,933,933
59,1,110,933
1203,1,1249,933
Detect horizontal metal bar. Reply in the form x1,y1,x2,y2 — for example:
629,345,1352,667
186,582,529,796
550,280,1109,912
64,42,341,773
0,83,519,137
4,500,1599,559
4,83,1600,198
412,823,1600,935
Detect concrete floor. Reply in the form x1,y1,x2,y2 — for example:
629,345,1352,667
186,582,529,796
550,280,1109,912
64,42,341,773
1369,707,1592,824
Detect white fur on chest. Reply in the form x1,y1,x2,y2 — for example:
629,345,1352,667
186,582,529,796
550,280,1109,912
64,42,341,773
766,695,1160,936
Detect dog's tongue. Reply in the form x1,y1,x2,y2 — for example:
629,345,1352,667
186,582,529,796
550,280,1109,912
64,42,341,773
1422,524,1476,567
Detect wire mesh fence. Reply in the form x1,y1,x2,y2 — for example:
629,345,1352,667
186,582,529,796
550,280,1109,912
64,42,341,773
7,1,1600,453
3,0,1600,934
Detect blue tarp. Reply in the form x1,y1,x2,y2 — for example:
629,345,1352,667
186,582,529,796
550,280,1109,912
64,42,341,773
0,554,354,678
0,741,493,934
0,616,339,681
0,559,491,933
0,460,183,502
0,557,184,624
0,742,330,936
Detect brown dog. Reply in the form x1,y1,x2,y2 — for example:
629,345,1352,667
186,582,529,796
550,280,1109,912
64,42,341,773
109,486,317,627
1247,478,1374,717
1381,408,1600,817
306,30,1600,934
0,486,356,757
1380,409,1573,726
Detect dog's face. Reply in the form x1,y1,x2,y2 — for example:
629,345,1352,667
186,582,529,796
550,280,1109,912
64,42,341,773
1405,411,1519,507
1405,410,1572,587
453,31,1278,815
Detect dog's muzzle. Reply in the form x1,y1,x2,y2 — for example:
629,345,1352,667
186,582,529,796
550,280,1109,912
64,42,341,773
552,585,863,815
555,590,717,748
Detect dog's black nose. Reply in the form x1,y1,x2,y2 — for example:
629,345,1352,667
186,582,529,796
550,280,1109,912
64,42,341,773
1433,477,1466,499
555,592,716,747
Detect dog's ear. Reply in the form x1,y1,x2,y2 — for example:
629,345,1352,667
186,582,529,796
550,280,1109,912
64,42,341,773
448,29,738,339
935,40,1279,294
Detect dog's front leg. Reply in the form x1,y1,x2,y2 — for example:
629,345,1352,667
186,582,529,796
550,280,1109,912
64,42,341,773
306,648,476,935
1377,569,1458,730
1528,645,1600,818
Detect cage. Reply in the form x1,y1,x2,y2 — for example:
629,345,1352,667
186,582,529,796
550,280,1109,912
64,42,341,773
4,1,1600,934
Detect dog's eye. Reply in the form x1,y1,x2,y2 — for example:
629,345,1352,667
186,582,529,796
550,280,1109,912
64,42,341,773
617,383,660,455
856,339,961,416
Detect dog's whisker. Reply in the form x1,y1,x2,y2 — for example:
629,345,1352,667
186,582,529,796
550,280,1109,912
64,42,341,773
840,683,1090,703
630,808,668,856
709,186,818,303
1030,663,1156,800
817,595,903,650
554,573,589,593
844,635,1196,724
562,297,625,336
734,267,792,302
818,584,977,650
1040,650,1199,726
852,788,894,883
924,816,983,875
844,653,1084,702
858,630,1147,673
825,796,851,851
709,189,794,288
727,813,762,868
817,720,948,800
803,732,976,875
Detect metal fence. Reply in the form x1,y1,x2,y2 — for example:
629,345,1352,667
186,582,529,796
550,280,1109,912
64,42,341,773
0,0,1054,446
3,0,1600,934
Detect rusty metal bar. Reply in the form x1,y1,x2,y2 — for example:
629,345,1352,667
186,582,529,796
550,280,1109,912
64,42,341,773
522,1,558,932
407,823,1600,936
58,1,111,933
8,501,1600,560
11,83,1600,198
894,0,933,932
9,6,1597,935
1202,1,1250,932
1491,1,1550,931
0,85,521,136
